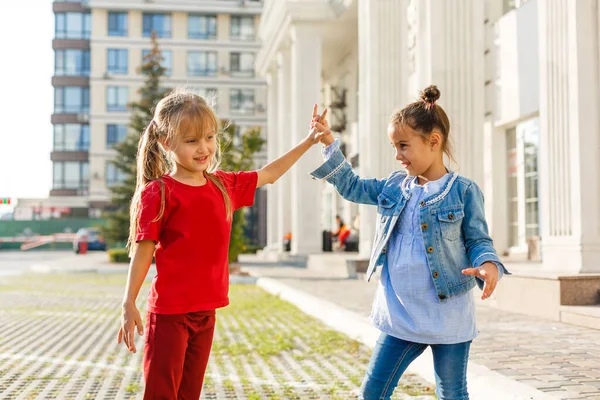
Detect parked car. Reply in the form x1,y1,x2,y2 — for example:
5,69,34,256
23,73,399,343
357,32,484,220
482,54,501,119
73,227,106,253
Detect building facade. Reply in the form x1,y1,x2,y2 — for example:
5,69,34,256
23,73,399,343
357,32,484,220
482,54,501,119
257,0,600,274
48,0,267,244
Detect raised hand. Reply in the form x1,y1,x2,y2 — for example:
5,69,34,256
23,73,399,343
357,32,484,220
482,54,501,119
310,104,334,145
462,262,499,300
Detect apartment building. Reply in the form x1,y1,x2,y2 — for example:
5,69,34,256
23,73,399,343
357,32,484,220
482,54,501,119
49,0,267,243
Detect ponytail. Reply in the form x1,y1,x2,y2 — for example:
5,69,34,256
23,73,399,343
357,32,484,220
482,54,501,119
126,121,168,256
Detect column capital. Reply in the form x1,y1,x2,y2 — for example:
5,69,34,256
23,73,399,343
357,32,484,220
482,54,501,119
276,47,291,69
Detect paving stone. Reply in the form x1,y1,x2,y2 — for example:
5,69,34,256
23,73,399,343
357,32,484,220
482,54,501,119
243,262,600,400
0,272,435,400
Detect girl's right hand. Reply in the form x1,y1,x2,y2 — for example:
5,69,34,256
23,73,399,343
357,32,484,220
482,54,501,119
311,104,335,146
117,302,144,353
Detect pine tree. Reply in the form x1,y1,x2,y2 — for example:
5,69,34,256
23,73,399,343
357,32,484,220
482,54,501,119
102,32,169,246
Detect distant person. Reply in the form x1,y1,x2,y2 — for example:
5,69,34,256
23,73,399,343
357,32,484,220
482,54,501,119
309,85,510,400
117,90,329,399
333,215,350,250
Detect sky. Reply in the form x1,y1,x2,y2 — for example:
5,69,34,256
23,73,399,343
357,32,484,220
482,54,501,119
0,1,54,211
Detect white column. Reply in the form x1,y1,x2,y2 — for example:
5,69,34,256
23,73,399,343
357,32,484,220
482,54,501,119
483,0,509,253
265,68,279,251
277,48,292,253
290,23,323,255
413,0,486,185
357,0,408,259
538,0,600,273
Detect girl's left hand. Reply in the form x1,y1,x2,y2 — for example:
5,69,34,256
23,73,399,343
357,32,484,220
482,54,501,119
462,262,498,300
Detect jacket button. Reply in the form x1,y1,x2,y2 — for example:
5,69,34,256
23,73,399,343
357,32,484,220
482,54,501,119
421,223,428,231
438,294,446,300
382,199,387,204
448,212,454,220
427,246,434,253
433,271,439,278
420,200,426,207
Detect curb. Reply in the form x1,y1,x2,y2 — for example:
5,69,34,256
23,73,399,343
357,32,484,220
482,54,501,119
256,276,557,400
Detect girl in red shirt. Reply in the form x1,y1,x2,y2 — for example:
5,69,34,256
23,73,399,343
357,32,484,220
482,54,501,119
117,90,327,399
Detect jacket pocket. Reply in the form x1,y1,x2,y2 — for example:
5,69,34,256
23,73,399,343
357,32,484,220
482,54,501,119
377,192,398,216
437,206,465,241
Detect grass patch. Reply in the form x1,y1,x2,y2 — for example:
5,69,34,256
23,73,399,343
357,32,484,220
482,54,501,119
0,274,434,399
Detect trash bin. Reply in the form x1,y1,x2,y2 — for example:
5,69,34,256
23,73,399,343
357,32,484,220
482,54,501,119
322,230,333,252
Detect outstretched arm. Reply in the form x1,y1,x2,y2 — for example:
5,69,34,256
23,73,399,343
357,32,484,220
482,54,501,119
256,105,328,188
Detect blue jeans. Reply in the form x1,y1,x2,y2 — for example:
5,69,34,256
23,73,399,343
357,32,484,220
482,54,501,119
360,333,471,400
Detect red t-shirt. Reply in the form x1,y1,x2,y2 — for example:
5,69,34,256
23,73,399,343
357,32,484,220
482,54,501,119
136,170,258,314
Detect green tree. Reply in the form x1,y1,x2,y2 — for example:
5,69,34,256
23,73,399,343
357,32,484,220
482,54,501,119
219,123,265,263
102,33,169,246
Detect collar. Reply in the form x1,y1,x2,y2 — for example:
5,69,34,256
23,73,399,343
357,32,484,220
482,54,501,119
400,171,459,205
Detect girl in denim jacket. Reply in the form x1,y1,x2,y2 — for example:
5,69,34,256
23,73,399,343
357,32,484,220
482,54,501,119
310,85,509,400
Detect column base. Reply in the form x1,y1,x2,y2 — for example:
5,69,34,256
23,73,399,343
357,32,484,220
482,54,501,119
542,241,600,273
485,263,600,326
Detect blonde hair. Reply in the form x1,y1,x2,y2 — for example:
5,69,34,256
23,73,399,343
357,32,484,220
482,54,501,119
127,89,232,256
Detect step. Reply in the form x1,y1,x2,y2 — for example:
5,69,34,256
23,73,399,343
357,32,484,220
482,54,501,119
559,305,600,330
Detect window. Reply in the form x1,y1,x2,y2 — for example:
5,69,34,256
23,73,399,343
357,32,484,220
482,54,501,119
54,87,90,114
55,12,91,39
108,12,128,36
506,127,519,247
522,119,540,240
106,124,128,148
230,16,254,40
142,49,172,76
54,124,90,151
188,15,217,39
506,118,540,248
106,87,128,112
53,161,89,190
187,51,217,77
230,52,255,77
143,13,172,38
230,89,254,114
55,49,90,76
107,49,128,75
106,162,127,186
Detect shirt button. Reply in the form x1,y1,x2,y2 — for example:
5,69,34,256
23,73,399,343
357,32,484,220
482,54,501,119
421,223,428,231
427,246,434,253
381,247,387,254
420,200,426,207
448,212,454,220
433,271,439,278
438,294,446,300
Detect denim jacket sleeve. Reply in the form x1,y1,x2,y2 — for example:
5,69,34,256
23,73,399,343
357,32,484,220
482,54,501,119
462,182,511,289
310,148,386,205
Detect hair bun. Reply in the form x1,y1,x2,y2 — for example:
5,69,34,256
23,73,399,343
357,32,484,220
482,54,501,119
420,85,441,104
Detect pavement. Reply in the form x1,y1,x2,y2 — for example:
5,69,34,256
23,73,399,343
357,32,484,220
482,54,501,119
0,251,432,399
2,250,600,399
242,256,600,400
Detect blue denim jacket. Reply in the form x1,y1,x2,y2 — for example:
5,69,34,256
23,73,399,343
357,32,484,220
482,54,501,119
311,148,510,302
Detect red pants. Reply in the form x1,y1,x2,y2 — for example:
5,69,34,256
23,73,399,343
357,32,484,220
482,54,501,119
143,310,216,400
